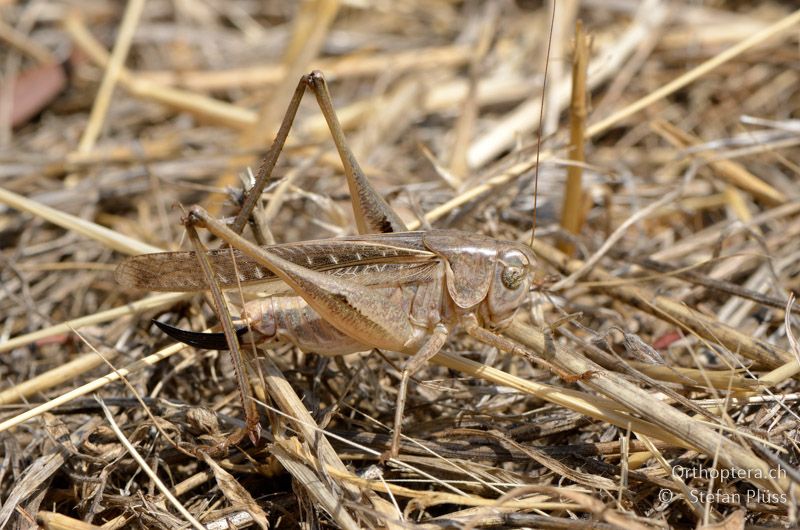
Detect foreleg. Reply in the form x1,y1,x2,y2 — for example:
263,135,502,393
462,314,592,383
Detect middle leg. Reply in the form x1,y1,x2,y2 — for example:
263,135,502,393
388,324,449,460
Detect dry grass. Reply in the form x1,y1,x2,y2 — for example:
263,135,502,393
1,1,799,528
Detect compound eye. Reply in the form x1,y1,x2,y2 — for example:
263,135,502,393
501,266,525,290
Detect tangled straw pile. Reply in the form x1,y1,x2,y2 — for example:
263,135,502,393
1,1,798,528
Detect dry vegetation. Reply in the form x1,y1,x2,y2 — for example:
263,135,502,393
1,1,799,528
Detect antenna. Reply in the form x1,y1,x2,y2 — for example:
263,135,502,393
530,2,556,248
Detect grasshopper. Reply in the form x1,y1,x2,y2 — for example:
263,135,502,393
116,71,570,459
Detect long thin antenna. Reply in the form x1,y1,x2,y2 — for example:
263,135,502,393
530,2,557,248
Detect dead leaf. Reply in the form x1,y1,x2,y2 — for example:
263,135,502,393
6,62,67,128
200,452,269,529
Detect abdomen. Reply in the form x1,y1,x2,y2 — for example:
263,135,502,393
243,296,371,356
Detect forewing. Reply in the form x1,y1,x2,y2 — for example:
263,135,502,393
115,232,435,292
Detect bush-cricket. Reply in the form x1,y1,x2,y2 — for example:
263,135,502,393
116,71,580,459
